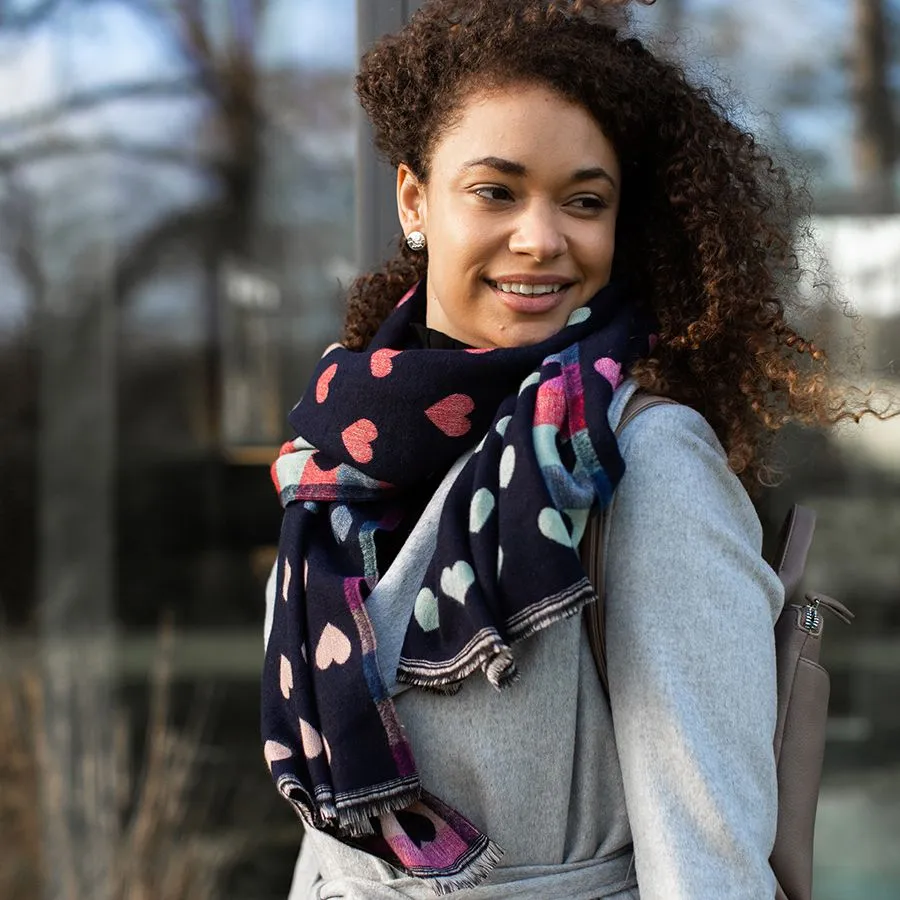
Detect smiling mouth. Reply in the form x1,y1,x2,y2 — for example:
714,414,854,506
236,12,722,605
484,278,575,297
484,278,575,313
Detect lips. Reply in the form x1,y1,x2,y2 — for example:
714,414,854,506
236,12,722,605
484,278,574,314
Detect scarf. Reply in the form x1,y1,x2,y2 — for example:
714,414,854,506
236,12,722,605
261,277,651,893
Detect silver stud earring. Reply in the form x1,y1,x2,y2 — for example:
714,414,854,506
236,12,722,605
406,230,427,251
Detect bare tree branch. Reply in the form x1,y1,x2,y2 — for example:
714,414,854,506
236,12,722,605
0,77,209,139
114,206,218,301
0,135,228,174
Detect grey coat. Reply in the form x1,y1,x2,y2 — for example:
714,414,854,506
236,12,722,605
266,380,784,899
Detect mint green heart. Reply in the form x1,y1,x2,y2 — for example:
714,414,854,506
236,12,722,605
440,560,475,604
538,508,572,547
414,588,440,632
499,445,516,488
566,306,591,326
469,488,495,534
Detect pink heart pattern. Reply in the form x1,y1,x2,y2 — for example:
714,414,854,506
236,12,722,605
264,740,292,772
299,717,324,759
280,654,293,699
425,394,474,438
341,418,378,464
316,363,338,403
371,348,402,378
594,357,623,389
315,623,352,670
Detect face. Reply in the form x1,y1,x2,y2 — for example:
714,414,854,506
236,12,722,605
397,82,621,349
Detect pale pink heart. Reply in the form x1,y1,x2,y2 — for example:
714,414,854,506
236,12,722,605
315,623,352,669
264,740,292,772
464,348,492,354
280,654,294,699
316,363,338,403
425,393,475,437
594,357,623,389
370,348,401,378
282,558,292,603
299,717,324,759
341,418,378,464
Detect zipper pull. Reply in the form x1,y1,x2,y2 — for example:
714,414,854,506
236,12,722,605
804,592,854,626
799,596,823,635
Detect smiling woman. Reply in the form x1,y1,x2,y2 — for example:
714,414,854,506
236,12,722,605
396,84,620,348
261,2,888,899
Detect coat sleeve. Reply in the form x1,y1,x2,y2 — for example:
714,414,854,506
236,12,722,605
604,403,784,900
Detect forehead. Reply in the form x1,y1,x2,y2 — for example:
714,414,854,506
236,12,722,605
429,82,619,177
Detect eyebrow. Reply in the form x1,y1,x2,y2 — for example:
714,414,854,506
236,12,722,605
461,155,617,189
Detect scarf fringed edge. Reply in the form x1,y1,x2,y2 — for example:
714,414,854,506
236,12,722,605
396,628,516,692
278,773,423,836
414,835,505,896
396,579,598,691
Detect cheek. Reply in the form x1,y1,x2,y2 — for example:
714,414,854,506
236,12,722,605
591,224,617,270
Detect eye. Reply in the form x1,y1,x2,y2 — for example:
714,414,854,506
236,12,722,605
473,186,513,202
568,195,609,211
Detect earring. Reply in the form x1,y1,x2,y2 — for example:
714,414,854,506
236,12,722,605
406,230,427,251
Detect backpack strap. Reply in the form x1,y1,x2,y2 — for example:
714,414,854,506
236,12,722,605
773,505,816,600
582,404,851,694
581,392,676,695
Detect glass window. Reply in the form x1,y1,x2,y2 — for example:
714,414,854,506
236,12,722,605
0,1,356,896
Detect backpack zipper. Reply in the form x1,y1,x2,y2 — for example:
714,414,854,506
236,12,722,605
799,592,855,635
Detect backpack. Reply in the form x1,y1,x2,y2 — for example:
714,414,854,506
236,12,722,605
580,392,854,900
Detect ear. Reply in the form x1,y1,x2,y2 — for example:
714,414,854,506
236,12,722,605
397,163,427,235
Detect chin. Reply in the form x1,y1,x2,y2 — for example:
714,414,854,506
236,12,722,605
488,321,565,349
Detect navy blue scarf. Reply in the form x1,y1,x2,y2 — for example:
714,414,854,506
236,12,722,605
262,278,651,892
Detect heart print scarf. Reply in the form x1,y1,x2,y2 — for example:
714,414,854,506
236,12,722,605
262,277,652,893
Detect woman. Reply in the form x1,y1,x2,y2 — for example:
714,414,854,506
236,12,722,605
262,1,867,897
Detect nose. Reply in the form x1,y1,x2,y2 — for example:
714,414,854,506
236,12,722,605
508,200,567,261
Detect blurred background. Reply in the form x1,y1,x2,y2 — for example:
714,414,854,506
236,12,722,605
0,1,896,898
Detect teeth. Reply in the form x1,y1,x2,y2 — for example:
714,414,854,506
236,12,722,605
493,282,564,296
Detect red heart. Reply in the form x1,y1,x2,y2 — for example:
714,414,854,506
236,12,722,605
425,394,474,437
341,418,378,463
370,349,401,378
316,363,338,403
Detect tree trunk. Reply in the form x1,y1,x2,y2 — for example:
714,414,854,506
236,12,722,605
853,0,897,211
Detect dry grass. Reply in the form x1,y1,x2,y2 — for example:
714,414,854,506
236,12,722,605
0,625,243,900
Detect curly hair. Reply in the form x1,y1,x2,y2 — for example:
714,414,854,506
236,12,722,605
343,0,879,488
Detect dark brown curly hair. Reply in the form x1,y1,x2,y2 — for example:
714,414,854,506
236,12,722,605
343,0,879,488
